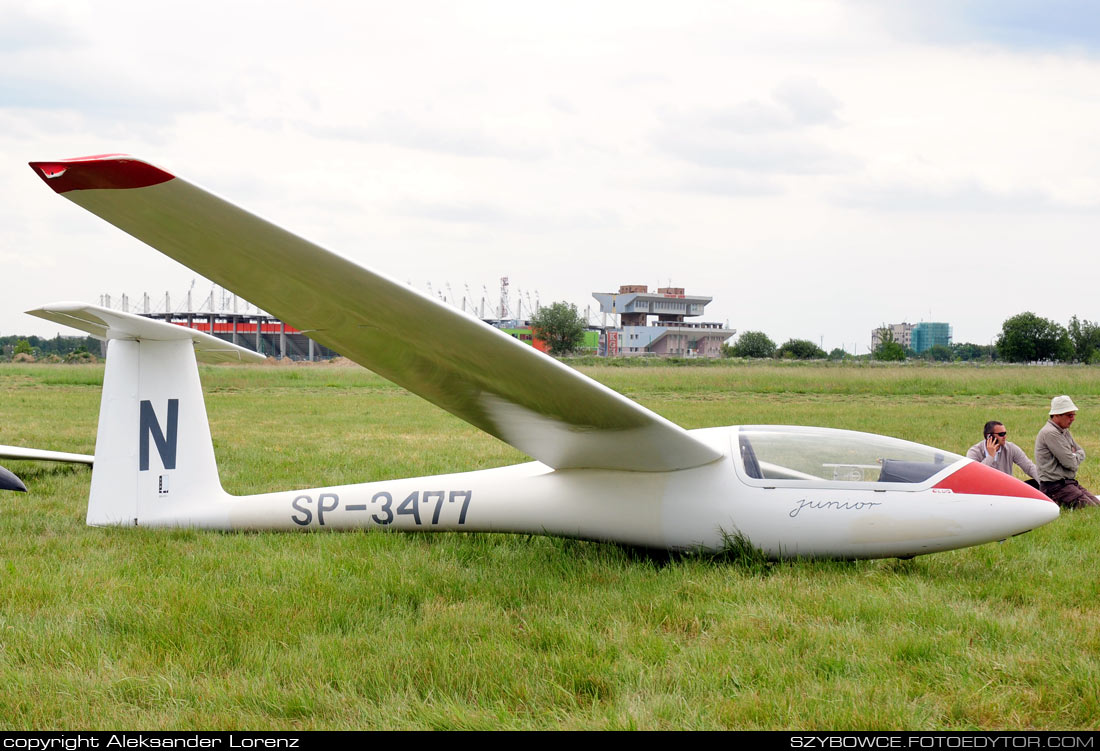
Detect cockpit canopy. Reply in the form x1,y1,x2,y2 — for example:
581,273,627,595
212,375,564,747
737,426,965,486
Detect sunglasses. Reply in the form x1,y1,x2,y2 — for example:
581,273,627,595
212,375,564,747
989,431,1007,438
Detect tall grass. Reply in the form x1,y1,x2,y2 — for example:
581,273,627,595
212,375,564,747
0,362,1098,729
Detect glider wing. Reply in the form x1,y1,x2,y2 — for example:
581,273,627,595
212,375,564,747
29,156,722,472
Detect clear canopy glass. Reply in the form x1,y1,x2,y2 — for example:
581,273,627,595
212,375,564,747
737,426,965,485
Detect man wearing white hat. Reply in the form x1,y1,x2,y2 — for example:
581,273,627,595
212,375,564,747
1035,395,1100,508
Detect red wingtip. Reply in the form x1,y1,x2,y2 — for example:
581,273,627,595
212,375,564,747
28,154,174,194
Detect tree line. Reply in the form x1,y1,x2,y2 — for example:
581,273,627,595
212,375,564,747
8,304,1075,364
0,334,101,362
995,313,1100,363
723,312,1100,363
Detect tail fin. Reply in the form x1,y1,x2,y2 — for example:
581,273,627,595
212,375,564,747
26,302,264,526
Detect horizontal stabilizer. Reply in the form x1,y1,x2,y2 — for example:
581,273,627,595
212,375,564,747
27,302,267,364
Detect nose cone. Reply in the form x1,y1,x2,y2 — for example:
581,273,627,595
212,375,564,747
933,461,1059,537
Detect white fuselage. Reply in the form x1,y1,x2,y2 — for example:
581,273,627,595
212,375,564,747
137,426,1059,560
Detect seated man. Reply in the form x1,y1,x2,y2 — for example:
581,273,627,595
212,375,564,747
967,420,1040,488
1035,396,1100,509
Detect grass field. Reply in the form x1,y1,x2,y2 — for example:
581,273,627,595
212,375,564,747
1,361,1098,729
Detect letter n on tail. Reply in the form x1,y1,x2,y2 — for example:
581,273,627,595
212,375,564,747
140,399,179,471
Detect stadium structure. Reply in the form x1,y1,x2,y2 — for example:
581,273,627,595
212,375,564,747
94,291,338,361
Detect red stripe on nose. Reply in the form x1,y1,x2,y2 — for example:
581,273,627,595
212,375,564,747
933,461,1052,501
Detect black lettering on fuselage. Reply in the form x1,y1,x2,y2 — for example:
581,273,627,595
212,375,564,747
291,495,312,526
139,399,179,471
789,498,882,518
317,493,339,525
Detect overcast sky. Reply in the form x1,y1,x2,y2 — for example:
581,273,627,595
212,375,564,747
3,0,1100,353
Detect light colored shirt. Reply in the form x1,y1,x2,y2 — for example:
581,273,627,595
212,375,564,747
1035,419,1086,483
966,440,1039,480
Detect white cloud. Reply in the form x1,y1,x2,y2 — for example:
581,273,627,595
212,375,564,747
654,129,859,175
4,0,1100,355
0,6,83,52
772,78,843,126
303,113,549,161
650,78,853,180
665,174,784,197
837,179,1098,214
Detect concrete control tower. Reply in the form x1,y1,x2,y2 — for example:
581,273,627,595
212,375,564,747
592,285,735,357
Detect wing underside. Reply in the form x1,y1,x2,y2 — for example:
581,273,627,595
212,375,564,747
29,155,722,472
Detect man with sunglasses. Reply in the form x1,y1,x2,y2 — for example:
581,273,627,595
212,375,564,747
1035,395,1100,508
967,420,1040,488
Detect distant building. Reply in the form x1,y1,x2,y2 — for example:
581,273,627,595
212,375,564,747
871,323,913,351
871,321,952,354
910,322,953,353
592,285,735,357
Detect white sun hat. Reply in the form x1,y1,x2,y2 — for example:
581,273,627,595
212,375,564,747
1050,395,1079,415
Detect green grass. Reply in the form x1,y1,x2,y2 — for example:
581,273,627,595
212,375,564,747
1,362,1098,729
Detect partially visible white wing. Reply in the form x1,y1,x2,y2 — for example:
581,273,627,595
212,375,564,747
29,155,722,472
27,301,267,365
0,445,93,465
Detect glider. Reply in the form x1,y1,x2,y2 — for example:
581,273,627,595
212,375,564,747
24,154,1058,558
